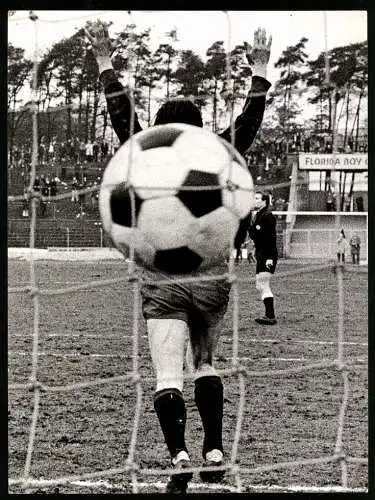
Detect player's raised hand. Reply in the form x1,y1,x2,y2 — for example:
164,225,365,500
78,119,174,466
84,20,114,59
244,27,272,67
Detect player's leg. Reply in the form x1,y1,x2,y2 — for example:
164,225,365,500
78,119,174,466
255,271,277,324
142,279,194,492
147,318,193,492
188,305,228,483
186,275,231,482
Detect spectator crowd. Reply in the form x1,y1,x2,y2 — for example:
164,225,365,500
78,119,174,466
9,136,114,176
9,130,367,219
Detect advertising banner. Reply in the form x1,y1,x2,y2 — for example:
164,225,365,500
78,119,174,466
299,153,368,171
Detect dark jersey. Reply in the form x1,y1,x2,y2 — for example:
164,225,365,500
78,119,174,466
99,69,271,157
235,207,278,262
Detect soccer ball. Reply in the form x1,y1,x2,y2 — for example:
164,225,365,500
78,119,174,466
99,123,255,273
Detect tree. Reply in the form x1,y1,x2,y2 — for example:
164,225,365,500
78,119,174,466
304,41,362,142
37,31,94,142
152,29,179,99
348,41,368,150
205,41,226,131
229,44,252,102
139,51,162,126
173,50,207,107
113,24,154,114
213,43,253,132
345,42,368,207
8,44,33,109
268,37,308,144
304,41,367,207
7,44,33,153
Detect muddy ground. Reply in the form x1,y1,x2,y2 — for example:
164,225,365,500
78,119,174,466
8,259,368,493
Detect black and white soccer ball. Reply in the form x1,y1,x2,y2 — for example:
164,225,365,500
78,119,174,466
99,123,255,273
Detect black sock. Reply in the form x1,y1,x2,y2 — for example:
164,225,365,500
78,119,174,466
194,376,224,458
263,296,275,319
153,388,187,459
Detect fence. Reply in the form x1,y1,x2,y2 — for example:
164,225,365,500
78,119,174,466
8,219,106,248
8,215,368,262
285,228,367,261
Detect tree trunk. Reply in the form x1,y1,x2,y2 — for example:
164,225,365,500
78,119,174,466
331,90,340,151
328,91,332,133
46,94,52,146
343,84,351,148
91,85,100,141
147,85,151,127
9,94,17,160
85,90,90,143
102,109,108,141
212,79,217,132
341,172,347,211
348,172,355,204
166,54,171,99
282,83,288,130
349,111,358,147
335,94,346,134
354,89,364,151
66,91,72,142
77,85,83,138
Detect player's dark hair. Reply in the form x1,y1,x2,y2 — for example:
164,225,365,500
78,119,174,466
340,228,346,238
256,191,270,207
154,99,203,127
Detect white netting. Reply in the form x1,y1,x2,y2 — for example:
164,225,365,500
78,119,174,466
8,10,367,494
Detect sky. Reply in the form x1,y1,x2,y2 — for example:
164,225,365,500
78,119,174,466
8,10,367,123
8,10,367,77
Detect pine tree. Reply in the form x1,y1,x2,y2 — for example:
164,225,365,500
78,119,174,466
268,37,308,151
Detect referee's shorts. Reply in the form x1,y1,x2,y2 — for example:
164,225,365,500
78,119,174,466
255,252,278,274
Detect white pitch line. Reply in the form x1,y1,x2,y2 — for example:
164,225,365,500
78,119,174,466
8,333,368,346
138,481,368,493
9,281,94,286
8,352,132,358
68,478,239,492
9,333,150,339
6,352,367,364
39,478,367,494
247,338,368,347
7,351,307,361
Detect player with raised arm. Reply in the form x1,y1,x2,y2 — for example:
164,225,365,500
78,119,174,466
235,191,278,325
86,21,272,493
